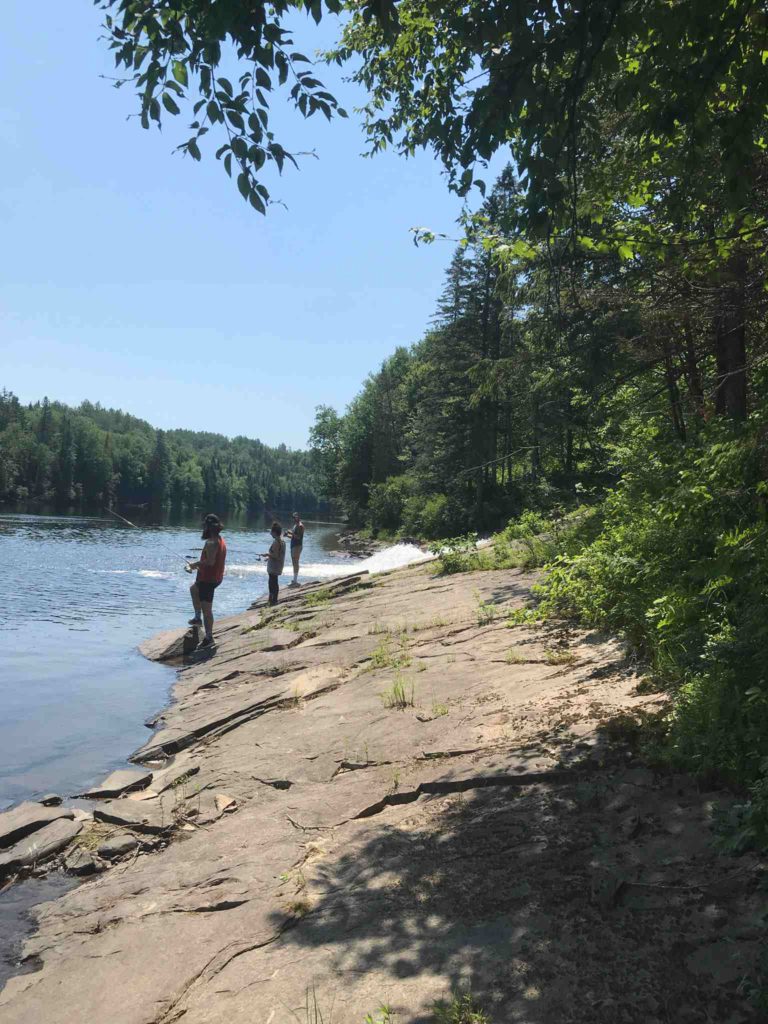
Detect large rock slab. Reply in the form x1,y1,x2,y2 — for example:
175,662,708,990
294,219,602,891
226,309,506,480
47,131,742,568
93,798,172,835
79,769,153,799
0,818,83,876
0,802,75,850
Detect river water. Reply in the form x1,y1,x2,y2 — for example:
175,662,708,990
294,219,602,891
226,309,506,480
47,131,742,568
0,509,430,985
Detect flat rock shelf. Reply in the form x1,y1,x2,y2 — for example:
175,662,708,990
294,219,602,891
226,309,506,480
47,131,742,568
0,565,764,1024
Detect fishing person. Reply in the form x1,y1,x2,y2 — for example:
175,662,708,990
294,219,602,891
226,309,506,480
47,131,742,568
285,511,305,586
263,521,286,606
186,513,227,647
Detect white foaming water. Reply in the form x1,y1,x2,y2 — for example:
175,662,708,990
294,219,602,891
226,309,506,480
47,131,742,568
92,569,173,579
229,542,432,581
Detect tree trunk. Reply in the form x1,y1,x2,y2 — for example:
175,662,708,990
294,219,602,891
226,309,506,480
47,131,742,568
714,255,748,420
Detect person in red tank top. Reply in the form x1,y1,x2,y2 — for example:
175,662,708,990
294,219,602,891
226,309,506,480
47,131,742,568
185,513,227,647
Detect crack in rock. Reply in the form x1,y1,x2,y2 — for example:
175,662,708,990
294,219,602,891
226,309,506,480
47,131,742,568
154,918,297,1024
353,768,583,819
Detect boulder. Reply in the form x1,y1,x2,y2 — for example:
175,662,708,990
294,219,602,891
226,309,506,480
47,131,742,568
0,818,83,876
64,846,100,876
37,794,62,807
79,769,153,799
0,801,75,850
98,834,139,860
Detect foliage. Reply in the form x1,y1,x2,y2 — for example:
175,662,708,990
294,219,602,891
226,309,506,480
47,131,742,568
0,390,323,513
380,672,415,709
429,534,478,575
367,632,411,672
95,0,373,212
539,401,768,796
432,992,490,1024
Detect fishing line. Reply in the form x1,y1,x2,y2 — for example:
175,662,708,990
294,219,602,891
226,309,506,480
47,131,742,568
103,508,193,566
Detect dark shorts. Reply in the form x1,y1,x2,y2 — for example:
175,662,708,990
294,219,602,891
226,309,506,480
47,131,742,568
196,580,220,603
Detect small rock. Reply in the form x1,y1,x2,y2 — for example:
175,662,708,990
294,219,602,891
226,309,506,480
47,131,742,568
64,846,100,876
214,794,237,813
72,808,94,823
37,794,62,807
98,834,139,860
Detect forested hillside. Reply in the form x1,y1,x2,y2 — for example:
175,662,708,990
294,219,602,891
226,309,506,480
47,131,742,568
0,391,321,513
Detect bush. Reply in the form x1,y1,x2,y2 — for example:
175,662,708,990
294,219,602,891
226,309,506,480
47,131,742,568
429,533,479,574
538,412,768,800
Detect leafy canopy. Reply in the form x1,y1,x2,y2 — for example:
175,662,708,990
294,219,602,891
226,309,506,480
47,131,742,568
96,0,396,212
99,0,768,228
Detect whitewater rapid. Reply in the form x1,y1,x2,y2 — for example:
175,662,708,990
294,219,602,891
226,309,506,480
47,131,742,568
228,542,433,581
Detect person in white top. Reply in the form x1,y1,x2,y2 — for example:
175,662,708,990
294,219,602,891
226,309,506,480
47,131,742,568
262,521,286,606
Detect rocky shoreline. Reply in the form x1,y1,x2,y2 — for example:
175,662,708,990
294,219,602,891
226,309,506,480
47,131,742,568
0,561,764,1023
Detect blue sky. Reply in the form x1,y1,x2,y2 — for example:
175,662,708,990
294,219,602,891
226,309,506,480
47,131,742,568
1,3,503,449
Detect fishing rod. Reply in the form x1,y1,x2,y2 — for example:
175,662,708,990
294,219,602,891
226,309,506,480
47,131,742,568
103,508,193,566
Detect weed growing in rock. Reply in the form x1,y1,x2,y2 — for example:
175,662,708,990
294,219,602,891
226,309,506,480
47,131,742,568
305,589,331,608
364,1004,394,1024
474,590,498,626
432,991,490,1024
300,982,330,1024
543,648,576,666
431,700,449,717
411,615,451,632
381,673,415,709
367,632,412,672
505,648,527,664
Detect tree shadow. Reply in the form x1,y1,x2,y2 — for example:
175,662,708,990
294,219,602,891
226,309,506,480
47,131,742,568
270,757,756,1023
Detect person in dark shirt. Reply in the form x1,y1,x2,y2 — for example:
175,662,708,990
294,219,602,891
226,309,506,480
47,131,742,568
186,513,227,647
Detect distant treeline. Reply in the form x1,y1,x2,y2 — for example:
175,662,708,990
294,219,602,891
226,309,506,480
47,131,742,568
0,391,324,514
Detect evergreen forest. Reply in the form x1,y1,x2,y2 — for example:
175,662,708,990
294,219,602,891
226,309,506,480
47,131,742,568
0,390,321,514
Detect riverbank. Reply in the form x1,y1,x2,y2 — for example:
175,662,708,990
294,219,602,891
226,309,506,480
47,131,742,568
1,561,764,1022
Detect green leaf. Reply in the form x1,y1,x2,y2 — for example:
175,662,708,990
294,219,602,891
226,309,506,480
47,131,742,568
237,171,250,200
162,93,180,116
172,61,188,88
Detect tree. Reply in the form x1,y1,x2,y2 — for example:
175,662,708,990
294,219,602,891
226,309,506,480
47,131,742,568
100,1,768,236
